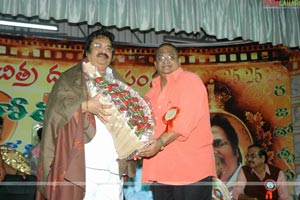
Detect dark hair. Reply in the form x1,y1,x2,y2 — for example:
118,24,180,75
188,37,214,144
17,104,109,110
155,43,179,59
248,143,268,163
37,127,43,141
83,29,115,57
210,114,243,164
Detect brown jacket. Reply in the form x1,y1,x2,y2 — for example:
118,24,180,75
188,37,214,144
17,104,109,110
36,61,136,200
242,164,280,200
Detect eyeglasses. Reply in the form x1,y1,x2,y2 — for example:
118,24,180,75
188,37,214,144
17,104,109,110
156,55,177,62
213,139,228,148
91,43,114,51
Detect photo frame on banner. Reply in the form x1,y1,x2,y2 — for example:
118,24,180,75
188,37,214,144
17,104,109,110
187,48,296,196
207,78,253,165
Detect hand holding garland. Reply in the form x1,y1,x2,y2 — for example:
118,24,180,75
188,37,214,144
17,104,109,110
134,131,180,159
83,61,154,159
81,93,113,123
134,107,180,159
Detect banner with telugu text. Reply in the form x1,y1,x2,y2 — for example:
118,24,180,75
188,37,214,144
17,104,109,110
0,34,297,190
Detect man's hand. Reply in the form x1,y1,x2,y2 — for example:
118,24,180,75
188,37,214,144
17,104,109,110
2,162,27,180
134,139,162,159
16,170,27,180
82,93,113,123
133,132,179,160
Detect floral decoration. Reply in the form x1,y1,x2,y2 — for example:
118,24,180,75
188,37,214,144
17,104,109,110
91,75,154,140
245,111,274,163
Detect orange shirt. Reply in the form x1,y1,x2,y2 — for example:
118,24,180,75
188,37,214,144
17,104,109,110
142,68,216,185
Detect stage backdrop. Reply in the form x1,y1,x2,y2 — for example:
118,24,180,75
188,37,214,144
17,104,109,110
0,34,297,193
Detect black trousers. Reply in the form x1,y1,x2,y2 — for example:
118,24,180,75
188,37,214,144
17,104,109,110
151,176,212,200
0,175,37,200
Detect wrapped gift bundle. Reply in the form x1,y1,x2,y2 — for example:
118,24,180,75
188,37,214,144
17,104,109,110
0,145,31,175
84,62,154,160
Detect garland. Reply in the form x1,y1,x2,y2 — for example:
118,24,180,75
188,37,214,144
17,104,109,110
84,61,154,159
92,76,154,139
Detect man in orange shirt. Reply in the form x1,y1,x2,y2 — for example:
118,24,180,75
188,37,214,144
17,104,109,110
136,43,216,200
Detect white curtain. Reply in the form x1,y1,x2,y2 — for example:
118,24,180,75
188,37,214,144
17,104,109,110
0,0,299,47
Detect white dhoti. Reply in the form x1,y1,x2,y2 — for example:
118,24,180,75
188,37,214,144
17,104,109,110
84,118,123,200
84,167,123,200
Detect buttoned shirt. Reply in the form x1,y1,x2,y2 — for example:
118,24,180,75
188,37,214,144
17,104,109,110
142,67,216,185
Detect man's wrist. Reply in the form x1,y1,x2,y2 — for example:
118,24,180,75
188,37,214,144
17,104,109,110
158,138,164,150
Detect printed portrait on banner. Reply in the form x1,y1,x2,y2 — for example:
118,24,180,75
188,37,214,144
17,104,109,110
179,45,295,195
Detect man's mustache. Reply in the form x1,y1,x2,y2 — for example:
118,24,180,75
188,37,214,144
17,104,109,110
215,154,226,164
220,157,226,164
97,53,109,58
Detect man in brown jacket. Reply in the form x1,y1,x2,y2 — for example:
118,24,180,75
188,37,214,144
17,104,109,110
233,144,288,200
37,29,136,200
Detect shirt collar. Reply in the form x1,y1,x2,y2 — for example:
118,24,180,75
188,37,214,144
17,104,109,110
152,67,183,87
251,164,270,175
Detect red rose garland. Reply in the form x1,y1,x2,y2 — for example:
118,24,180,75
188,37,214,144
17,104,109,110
92,75,154,139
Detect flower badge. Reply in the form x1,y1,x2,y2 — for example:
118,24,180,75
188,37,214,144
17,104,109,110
264,179,277,200
162,107,180,132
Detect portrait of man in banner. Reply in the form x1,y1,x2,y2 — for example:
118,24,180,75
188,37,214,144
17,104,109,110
206,79,253,195
188,50,296,196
